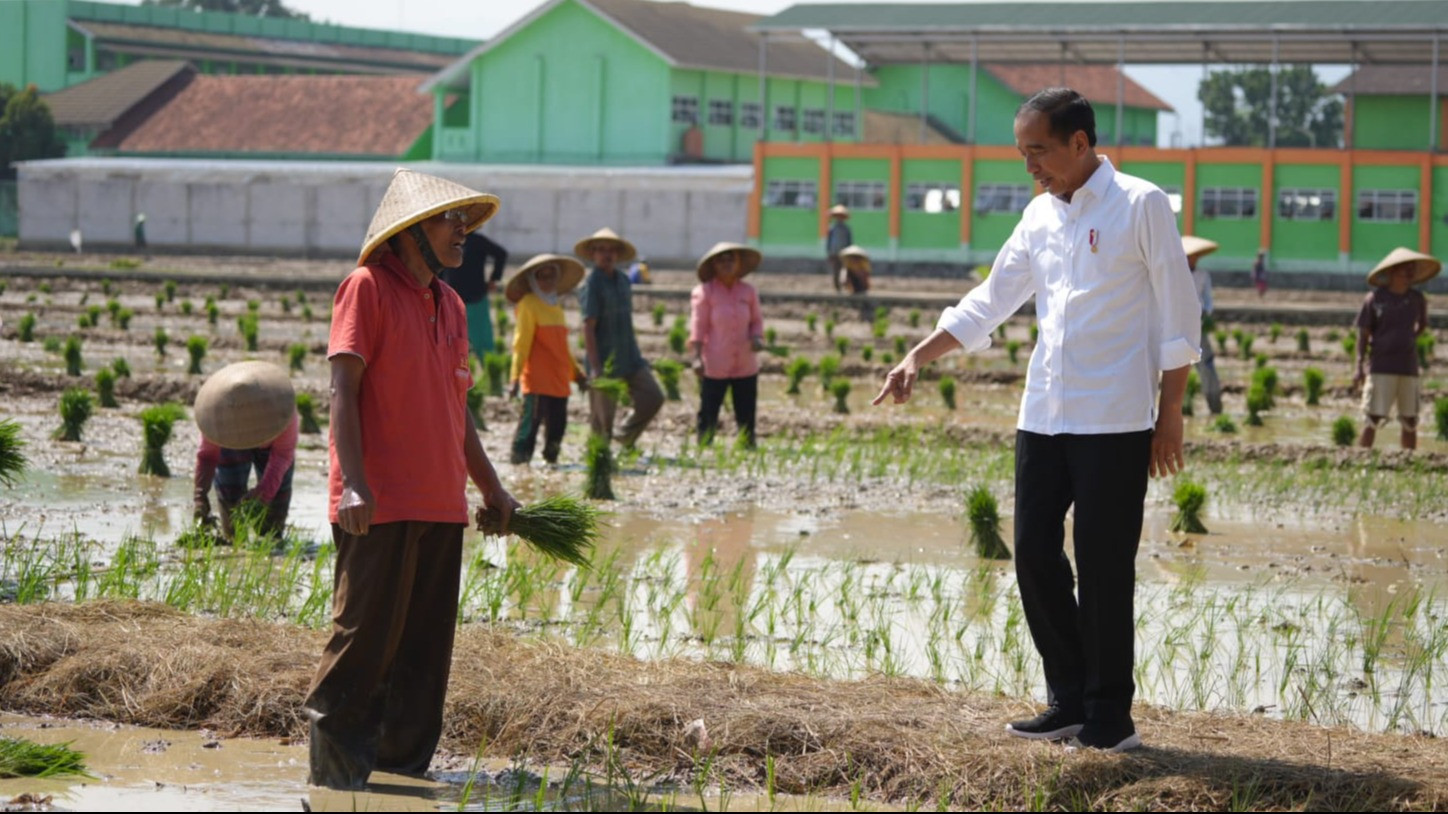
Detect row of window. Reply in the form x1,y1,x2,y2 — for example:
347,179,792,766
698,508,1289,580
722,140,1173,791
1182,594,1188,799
672,96,856,135
765,180,1420,223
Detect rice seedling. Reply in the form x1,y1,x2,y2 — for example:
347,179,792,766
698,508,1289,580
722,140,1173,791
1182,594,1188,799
785,357,811,394
1245,383,1269,426
835,336,850,357
246,299,261,314
1417,332,1435,369
1254,352,1268,369
861,346,874,362
1342,333,1356,356
101,279,113,296
17,312,35,342
237,313,259,351
302,304,314,322
163,279,177,302
1211,414,1237,434
872,317,888,340
95,367,118,408
651,303,666,327
585,433,615,500
75,312,90,330
106,298,121,322
280,295,292,314
477,351,506,397
0,737,89,779
219,283,231,299
206,299,219,327
138,403,187,477
1005,339,1021,365
824,318,836,340
654,358,684,400
1303,367,1325,406
476,494,601,567
830,379,851,414
908,309,921,328
287,342,307,372
1436,398,1448,441
882,352,894,365
1239,334,1255,360
667,322,688,355
939,376,956,410
1183,369,1200,416
112,357,131,378
43,336,61,353
0,419,26,488
1269,322,1282,343
1296,328,1311,353
818,354,841,389
180,299,193,316
997,323,1007,339
295,288,307,305
296,392,322,434
1253,365,1278,408
1215,329,1229,354
496,308,511,338
1169,480,1209,533
1030,323,1038,344
63,335,83,376
590,375,629,406
117,308,133,329
85,304,101,327
186,335,207,375
965,487,1011,560
1332,416,1356,446
465,380,487,429
154,291,165,310
54,388,93,442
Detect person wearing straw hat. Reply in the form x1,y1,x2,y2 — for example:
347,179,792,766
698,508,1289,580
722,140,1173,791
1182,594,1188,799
505,253,587,465
839,244,872,295
1354,246,1438,450
1182,236,1224,415
191,361,298,543
439,231,509,364
304,168,519,790
576,227,664,448
826,204,852,293
690,242,765,447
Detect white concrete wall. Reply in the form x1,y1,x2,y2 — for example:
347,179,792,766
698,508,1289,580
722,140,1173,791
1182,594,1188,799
17,159,752,265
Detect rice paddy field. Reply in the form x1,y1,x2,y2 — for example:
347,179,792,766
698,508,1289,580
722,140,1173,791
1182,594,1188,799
1,248,1447,811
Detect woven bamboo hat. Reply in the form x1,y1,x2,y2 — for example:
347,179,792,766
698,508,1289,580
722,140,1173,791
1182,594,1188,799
1181,235,1219,262
696,242,762,282
829,204,850,218
505,253,586,304
840,244,871,272
1367,247,1441,287
357,168,500,265
194,361,295,449
573,227,637,263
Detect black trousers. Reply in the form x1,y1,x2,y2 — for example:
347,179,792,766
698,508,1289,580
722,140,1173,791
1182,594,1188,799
511,393,569,464
1013,429,1151,724
698,374,758,446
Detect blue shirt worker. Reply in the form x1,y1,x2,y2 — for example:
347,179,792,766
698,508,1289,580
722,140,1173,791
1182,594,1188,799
577,227,663,448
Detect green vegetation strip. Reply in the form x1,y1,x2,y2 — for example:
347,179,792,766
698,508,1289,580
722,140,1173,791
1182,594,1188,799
0,737,89,779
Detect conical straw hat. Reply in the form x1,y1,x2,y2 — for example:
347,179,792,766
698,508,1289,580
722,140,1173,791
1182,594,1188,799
1367,247,1441,287
829,204,850,218
696,242,762,282
357,168,500,265
505,254,587,304
194,361,295,449
1181,235,1219,262
839,244,871,272
573,227,637,263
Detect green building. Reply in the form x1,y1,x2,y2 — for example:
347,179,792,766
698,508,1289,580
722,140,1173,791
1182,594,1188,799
422,0,865,165
1335,66,1448,152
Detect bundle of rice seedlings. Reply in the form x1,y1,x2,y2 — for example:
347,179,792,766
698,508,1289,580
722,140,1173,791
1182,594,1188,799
237,314,259,351
76,312,91,330
186,335,207,375
764,326,777,346
43,336,61,353
466,381,486,429
584,433,615,500
939,376,956,410
296,392,322,434
0,737,90,779
106,298,122,323
874,306,889,322
1245,383,1269,426
652,303,667,327
0,419,27,488
173,521,221,549
1212,414,1238,434
835,337,850,357
1252,365,1278,408
1215,329,1229,354
138,403,187,477
818,354,841,390
881,352,894,365
1030,323,1039,343
1183,369,1200,416
1303,367,1325,406
153,325,169,358
95,367,119,408
17,313,36,342
63,335,83,376
112,357,131,378
1169,480,1209,534
1342,333,1356,356
908,309,921,328
830,378,851,414
117,308,133,330
180,299,194,316
965,487,1011,560
1269,322,1282,343
1006,339,1022,365
219,283,231,299
861,346,874,362
805,313,818,333
163,279,177,303
785,357,811,395
872,318,888,340
824,318,836,340
154,291,165,310
302,304,314,322
1331,416,1356,447
54,388,94,442
1435,397,1448,441
1238,334,1254,360
654,358,684,400
484,352,510,396
894,336,908,357
590,375,629,406
288,343,307,372
475,494,601,567
1254,352,1268,369
85,304,102,326
1297,328,1311,353
667,322,688,355
295,288,308,304
246,299,261,314
206,300,220,327
280,295,293,314
1418,332,1436,369
101,279,114,296
495,308,510,338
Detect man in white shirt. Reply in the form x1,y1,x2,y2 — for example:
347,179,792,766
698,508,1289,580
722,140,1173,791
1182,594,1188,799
873,88,1200,753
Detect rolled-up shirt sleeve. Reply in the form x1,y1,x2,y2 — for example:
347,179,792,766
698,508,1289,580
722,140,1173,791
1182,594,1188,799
937,218,1035,353
1137,190,1201,371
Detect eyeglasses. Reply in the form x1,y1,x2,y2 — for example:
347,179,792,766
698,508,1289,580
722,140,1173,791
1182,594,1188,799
440,208,470,224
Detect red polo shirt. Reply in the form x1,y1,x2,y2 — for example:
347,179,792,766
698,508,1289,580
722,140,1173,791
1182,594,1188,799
327,252,474,525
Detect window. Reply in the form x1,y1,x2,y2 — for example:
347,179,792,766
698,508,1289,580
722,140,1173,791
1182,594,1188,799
974,184,1032,214
707,100,733,126
834,181,887,211
671,95,698,125
802,109,826,134
740,102,762,129
764,180,818,209
1199,187,1258,220
1277,188,1336,221
774,106,796,131
1356,189,1417,223
906,183,962,213
832,112,856,137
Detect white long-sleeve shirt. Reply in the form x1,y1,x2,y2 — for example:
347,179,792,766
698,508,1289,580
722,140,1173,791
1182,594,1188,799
938,158,1201,435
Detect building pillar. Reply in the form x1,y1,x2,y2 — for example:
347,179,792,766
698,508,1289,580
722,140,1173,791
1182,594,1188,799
1338,156,1353,265
1430,35,1441,151
889,146,902,254
969,37,979,144
1115,36,1125,147
1183,150,1197,236
960,147,974,255
1259,153,1275,256
757,33,768,143
854,57,863,142
920,43,930,144
818,143,833,241
826,34,836,144
1420,155,1433,252
1267,35,1280,149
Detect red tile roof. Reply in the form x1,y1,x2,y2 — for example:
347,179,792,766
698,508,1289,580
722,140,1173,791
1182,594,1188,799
112,74,434,157
985,64,1173,112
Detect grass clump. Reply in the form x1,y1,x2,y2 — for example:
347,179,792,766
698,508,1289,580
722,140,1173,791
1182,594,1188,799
0,737,89,779
54,388,94,442
63,335,83,376
237,313,259,351
654,358,684,401
965,486,1012,560
1211,414,1237,434
1332,416,1356,447
785,357,811,395
288,343,307,373
475,494,601,567
1169,480,1209,534
939,376,956,410
584,433,615,501
138,403,187,477
186,335,207,375
296,392,322,434
95,367,118,408
0,419,27,488
1303,367,1325,406
830,378,851,414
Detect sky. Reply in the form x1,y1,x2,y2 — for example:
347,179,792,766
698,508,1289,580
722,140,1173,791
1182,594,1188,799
124,0,1355,148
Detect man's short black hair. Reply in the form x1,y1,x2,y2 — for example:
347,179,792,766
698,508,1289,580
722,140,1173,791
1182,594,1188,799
1017,88,1097,147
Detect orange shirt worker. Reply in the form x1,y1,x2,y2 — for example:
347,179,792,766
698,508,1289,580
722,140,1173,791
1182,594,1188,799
304,169,518,790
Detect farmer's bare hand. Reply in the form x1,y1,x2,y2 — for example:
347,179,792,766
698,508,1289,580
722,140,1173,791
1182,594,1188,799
750,336,765,352
691,357,706,378
1352,367,1365,391
509,380,520,400
337,482,375,536
873,354,920,406
481,483,521,535
1150,410,1185,478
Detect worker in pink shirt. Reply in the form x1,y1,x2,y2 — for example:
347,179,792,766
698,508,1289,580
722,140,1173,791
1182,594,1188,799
689,242,765,447
192,361,298,542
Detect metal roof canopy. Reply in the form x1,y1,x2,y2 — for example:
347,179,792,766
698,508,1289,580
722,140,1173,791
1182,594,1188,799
753,2,1448,65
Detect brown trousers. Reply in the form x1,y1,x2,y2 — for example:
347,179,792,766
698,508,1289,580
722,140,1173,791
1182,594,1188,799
589,365,664,448
303,521,463,789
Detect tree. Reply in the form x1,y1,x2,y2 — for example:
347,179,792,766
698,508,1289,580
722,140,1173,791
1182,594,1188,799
1199,65,1343,148
140,0,310,20
0,83,67,181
